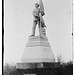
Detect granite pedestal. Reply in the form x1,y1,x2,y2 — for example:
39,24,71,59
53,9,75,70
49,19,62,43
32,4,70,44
16,36,56,75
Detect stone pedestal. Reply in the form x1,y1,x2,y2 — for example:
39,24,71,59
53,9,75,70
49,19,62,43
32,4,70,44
16,36,55,69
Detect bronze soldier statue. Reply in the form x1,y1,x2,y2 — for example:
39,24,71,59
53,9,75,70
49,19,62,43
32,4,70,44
31,3,46,36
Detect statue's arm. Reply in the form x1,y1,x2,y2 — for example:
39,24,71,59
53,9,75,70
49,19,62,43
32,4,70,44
32,9,36,17
40,9,45,16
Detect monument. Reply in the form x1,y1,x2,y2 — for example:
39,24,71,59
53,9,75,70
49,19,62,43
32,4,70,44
16,0,56,74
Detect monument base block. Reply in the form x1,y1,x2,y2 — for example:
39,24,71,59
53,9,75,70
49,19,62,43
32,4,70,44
16,62,57,69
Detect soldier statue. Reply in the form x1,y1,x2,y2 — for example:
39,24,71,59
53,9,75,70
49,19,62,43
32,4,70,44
31,2,46,36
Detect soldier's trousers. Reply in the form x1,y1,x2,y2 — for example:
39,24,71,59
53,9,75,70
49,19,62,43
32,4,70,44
32,20,40,36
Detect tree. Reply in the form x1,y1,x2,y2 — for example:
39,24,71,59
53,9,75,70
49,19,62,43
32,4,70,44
3,63,16,75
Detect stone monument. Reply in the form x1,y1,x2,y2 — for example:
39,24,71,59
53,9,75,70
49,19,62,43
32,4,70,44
16,0,55,74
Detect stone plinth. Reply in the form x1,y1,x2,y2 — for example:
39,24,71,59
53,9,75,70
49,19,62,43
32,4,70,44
16,36,55,69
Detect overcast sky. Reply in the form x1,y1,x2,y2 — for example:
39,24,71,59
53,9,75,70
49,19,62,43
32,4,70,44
4,0,72,64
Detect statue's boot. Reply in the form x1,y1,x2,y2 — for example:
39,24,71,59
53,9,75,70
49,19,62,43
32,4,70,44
31,28,35,36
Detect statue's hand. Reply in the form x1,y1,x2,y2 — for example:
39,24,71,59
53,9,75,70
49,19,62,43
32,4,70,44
40,9,45,16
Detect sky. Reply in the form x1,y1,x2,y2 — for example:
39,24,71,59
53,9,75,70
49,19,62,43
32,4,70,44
4,0,73,64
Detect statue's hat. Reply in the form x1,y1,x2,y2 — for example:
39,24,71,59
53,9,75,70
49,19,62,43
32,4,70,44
35,3,39,6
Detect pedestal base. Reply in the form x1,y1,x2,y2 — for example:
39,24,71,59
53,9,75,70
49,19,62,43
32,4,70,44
16,36,56,75
16,63,58,75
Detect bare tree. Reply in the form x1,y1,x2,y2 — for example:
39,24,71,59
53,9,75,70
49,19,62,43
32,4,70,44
57,55,63,64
